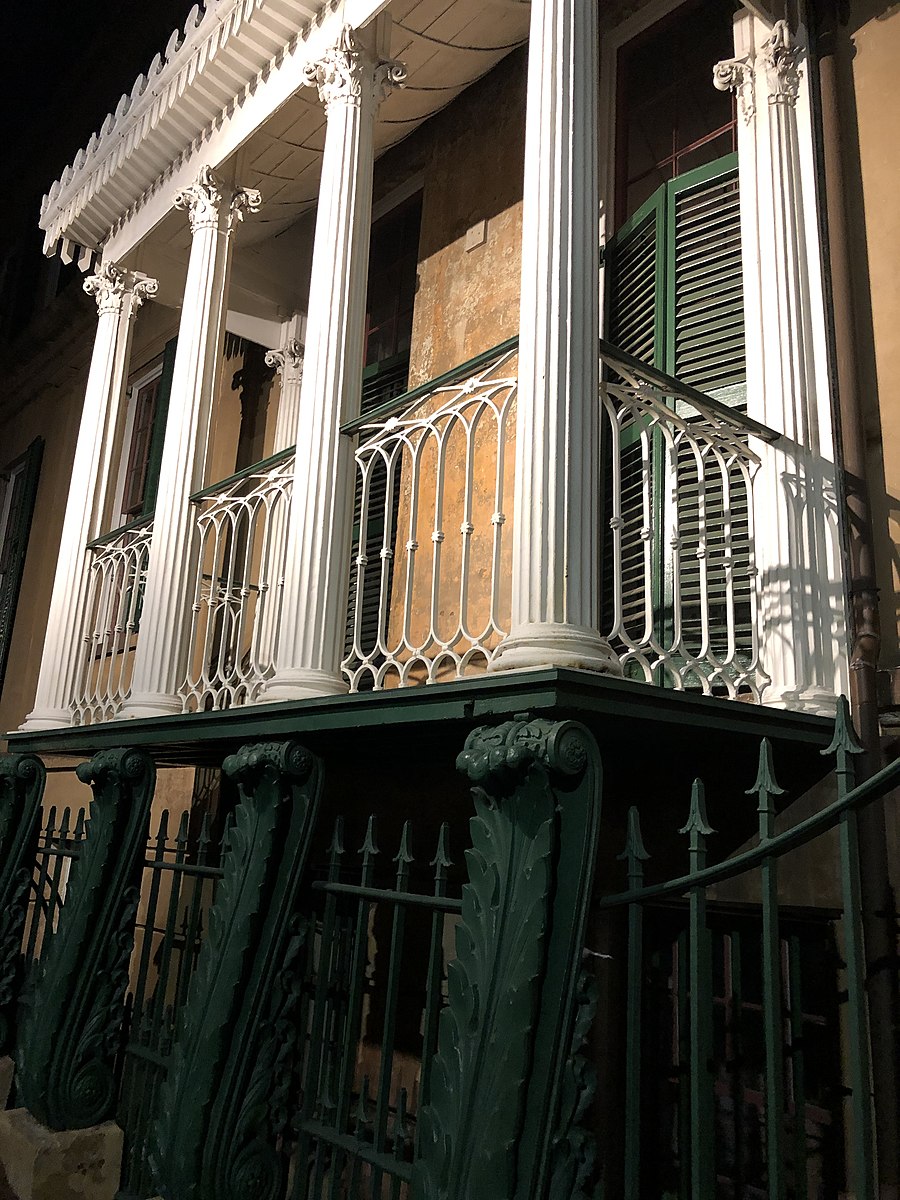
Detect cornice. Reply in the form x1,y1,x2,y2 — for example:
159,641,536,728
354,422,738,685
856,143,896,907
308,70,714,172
39,0,330,261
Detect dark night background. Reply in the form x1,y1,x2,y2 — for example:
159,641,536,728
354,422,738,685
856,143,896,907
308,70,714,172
1,0,197,304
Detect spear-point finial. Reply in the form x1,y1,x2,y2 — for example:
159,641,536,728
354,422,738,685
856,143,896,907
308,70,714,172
394,820,414,868
328,815,345,860
822,694,864,760
617,806,650,887
747,737,785,806
430,823,452,871
360,814,379,859
679,779,715,852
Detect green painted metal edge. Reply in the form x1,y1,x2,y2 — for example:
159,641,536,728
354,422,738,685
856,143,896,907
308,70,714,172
189,445,296,504
6,670,836,761
86,513,153,550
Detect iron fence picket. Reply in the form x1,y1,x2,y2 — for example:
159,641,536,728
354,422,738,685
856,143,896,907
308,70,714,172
595,697,895,1200
22,804,88,964
115,805,227,1200
289,814,463,1200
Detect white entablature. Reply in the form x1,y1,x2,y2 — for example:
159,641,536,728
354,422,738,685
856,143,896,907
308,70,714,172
39,0,530,267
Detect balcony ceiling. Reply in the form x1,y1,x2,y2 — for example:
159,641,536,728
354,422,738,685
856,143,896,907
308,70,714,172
167,0,531,253
39,0,529,264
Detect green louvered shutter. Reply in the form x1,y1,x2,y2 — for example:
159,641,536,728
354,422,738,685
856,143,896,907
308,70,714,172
666,157,753,669
601,191,666,649
604,154,751,679
0,438,43,691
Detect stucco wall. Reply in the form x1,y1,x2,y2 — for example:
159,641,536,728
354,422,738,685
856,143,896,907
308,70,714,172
844,3,900,668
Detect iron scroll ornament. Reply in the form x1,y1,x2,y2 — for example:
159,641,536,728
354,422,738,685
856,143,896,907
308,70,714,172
15,747,155,1129
414,715,602,1200
151,740,322,1200
0,753,46,1054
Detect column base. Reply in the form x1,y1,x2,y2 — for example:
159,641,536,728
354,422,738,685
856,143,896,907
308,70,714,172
0,1109,123,1200
488,623,623,676
18,709,74,733
759,685,839,717
256,668,349,704
117,692,185,721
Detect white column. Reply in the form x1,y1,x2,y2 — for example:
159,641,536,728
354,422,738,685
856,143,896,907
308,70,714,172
260,24,405,702
720,18,848,715
21,265,157,730
489,0,619,676
265,330,304,451
120,167,260,718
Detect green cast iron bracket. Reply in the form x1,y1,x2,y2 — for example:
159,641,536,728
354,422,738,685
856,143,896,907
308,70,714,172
16,747,156,1129
413,715,603,1200
151,740,323,1200
0,753,46,1055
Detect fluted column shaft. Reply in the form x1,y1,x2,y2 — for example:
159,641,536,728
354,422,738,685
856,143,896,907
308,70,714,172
262,24,405,701
266,335,304,452
721,19,848,714
121,167,260,718
490,0,619,675
22,265,157,730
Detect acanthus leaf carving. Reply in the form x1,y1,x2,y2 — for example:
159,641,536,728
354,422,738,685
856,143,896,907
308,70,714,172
763,20,802,106
302,25,406,110
174,165,262,234
83,263,159,315
14,747,155,1130
265,339,304,375
83,262,126,315
712,56,755,122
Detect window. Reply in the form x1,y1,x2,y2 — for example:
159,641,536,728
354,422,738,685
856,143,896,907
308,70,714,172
113,337,176,529
0,438,43,691
360,193,423,414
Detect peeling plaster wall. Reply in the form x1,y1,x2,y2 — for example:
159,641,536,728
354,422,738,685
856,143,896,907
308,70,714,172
373,48,526,388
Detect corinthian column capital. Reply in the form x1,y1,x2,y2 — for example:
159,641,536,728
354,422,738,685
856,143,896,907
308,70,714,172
302,25,406,110
265,338,304,375
83,263,159,316
762,20,802,106
82,263,126,315
174,165,262,233
713,56,755,122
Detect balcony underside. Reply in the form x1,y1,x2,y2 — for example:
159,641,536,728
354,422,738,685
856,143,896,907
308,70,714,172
9,667,834,822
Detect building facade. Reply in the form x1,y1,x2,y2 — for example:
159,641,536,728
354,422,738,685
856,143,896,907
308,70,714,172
0,0,896,1196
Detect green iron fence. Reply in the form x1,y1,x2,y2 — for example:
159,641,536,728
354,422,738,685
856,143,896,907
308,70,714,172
116,807,226,1200
287,815,460,1200
21,803,88,965
595,697,899,1199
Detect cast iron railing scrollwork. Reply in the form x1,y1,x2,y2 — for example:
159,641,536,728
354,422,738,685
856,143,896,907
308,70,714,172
151,739,323,1200
15,747,155,1129
414,715,603,1200
0,753,46,1054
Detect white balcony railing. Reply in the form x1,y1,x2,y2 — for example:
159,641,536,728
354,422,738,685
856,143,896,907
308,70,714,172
72,518,153,724
68,340,774,724
180,449,294,711
341,343,519,691
341,338,770,698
